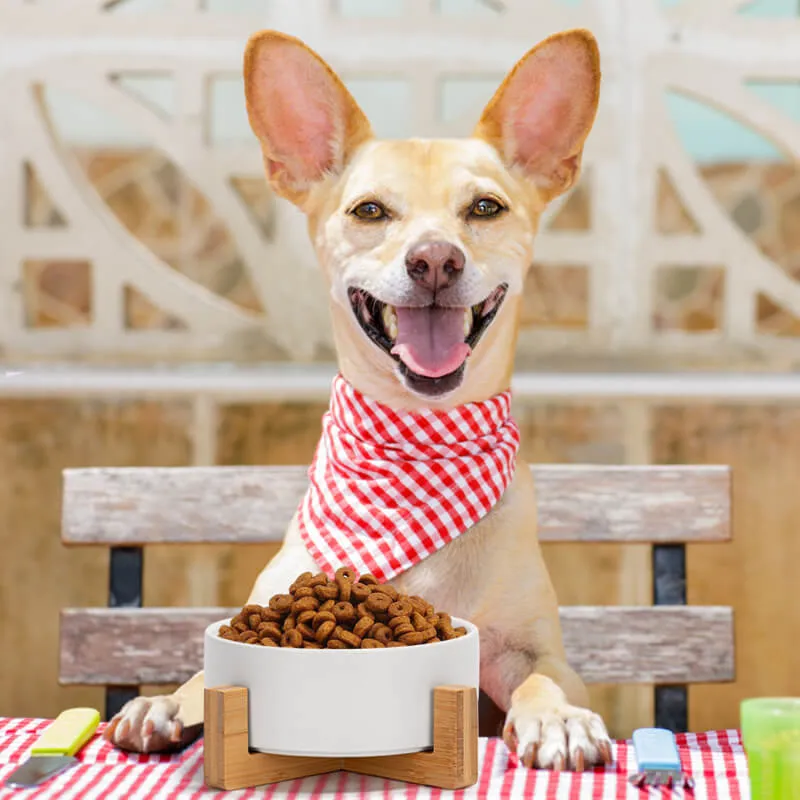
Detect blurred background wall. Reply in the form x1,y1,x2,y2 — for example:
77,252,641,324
2,0,800,738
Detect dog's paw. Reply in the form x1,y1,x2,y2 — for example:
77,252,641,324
503,703,612,771
103,695,188,754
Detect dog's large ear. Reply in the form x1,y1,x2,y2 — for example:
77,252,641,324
244,31,373,205
474,29,600,201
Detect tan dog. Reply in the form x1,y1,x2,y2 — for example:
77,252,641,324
104,28,610,771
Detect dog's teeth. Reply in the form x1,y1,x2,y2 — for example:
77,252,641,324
382,305,398,341
463,308,473,337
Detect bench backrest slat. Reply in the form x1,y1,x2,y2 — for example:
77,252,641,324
59,606,735,687
61,465,731,545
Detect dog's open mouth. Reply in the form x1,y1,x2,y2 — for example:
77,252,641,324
347,284,508,394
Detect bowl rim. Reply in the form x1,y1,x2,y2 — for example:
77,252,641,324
205,615,478,655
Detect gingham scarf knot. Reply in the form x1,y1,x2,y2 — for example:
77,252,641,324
297,374,521,583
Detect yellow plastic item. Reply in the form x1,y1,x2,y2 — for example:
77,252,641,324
30,708,101,757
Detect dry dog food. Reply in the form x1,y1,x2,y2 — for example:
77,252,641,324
218,567,467,649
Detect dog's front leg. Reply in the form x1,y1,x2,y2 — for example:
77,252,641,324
487,651,612,771
106,526,316,753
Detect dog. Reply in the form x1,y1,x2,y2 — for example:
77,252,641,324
103,27,609,772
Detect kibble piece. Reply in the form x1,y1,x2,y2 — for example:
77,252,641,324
315,620,336,643
388,600,413,618
257,621,282,641
336,579,352,602
297,609,316,625
388,615,411,630
334,627,361,648
289,571,313,592
350,582,372,603
409,596,430,615
269,594,293,614
366,592,392,613
296,622,316,640
315,583,339,601
281,629,303,648
411,612,429,632
379,584,399,601
392,622,415,637
353,616,374,638
334,567,355,602
420,627,437,642
371,624,393,645
313,610,336,630
333,601,356,624
292,596,319,614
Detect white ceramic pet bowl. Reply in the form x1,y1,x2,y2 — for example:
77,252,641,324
204,617,479,758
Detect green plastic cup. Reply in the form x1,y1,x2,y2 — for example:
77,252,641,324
741,698,800,799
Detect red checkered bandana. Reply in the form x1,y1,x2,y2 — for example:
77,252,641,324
297,374,521,583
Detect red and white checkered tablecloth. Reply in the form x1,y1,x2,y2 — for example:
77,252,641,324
0,718,750,799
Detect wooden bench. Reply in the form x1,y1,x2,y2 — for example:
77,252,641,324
58,464,733,734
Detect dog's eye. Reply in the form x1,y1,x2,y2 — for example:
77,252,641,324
469,197,505,218
351,201,388,221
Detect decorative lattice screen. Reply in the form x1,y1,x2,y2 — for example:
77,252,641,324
2,0,800,365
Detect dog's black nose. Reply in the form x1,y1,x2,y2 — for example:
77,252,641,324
405,241,465,291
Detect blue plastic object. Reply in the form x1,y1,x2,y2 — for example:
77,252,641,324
630,728,694,789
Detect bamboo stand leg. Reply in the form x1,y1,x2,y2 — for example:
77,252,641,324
345,685,478,789
204,685,478,791
204,686,339,790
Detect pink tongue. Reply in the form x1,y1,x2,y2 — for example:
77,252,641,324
391,307,471,378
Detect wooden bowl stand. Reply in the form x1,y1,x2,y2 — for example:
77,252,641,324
203,685,478,791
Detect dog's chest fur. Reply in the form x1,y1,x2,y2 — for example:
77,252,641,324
388,463,537,617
